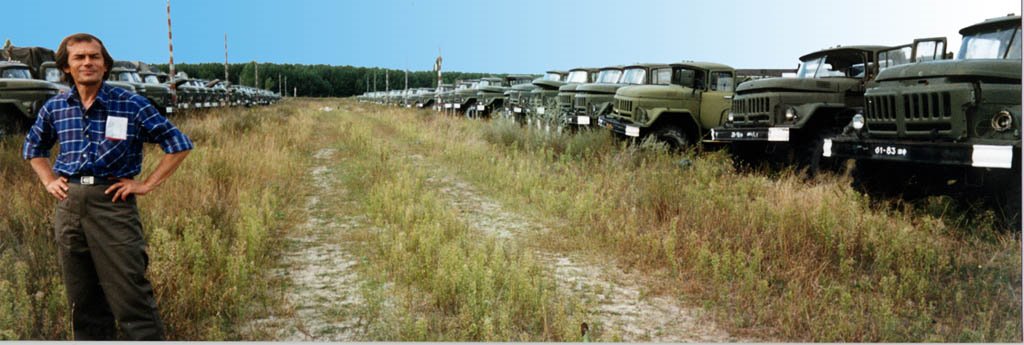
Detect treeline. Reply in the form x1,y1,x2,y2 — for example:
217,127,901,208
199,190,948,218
150,62,521,97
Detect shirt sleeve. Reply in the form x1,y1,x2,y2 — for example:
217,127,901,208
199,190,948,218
137,101,194,154
22,105,56,159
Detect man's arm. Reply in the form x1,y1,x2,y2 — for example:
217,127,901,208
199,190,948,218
105,150,189,202
29,157,68,200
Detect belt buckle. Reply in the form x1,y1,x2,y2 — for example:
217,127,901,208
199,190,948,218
81,176,94,185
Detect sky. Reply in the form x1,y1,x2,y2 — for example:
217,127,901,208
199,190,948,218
3,0,1020,74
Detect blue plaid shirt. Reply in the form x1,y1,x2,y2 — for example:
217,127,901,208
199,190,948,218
22,82,193,178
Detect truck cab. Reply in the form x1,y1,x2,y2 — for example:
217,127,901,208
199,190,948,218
711,39,947,172
570,64,655,127
0,61,63,134
824,14,1021,228
600,61,741,149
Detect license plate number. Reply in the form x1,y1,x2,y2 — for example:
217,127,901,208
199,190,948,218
872,145,908,157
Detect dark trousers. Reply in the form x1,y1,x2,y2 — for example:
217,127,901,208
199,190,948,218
54,183,165,340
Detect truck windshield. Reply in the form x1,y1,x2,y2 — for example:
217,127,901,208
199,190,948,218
1,68,32,79
144,75,161,84
620,68,646,84
596,69,622,83
543,72,563,81
118,72,141,83
796,54,862,78
958,25,1021,59
44,68,62,82
566,70,589,83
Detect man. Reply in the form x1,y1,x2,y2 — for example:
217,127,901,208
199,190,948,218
22,33,192,340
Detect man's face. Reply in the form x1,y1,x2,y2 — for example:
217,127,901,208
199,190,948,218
63,40,107,86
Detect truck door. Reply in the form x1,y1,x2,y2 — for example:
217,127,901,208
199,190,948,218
699,70,735,132
912,37,949,62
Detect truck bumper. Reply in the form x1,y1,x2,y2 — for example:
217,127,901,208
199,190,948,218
824,137,1019,169
710,127,792,142
598,115,643,137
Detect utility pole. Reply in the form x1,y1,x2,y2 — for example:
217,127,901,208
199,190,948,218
254,61,258,88
224,33,228,84
166,0,176,105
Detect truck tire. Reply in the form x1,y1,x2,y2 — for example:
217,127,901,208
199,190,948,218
651,125,691,151
795,130,839,177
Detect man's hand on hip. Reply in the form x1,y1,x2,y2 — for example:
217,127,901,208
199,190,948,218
46,177,69,201
105,179,153,202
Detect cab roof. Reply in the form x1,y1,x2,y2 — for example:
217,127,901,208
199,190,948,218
0,61,29,68
800,45,890,61
568,67,600,72
669,61,734,71
960,14,1021,34
622,63,670,70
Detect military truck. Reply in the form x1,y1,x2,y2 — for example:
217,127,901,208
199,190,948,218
547,68,599,128
600,61,749,149
431,83,453,110
517,70,566,124
535,67,597,130
109,64,174,115
506,71,560,121
0,61,64,134
444,80,476,115
571,64,668,128
36,61,72,93
825,14,1021,228
710,39,947,172
469,75,535,118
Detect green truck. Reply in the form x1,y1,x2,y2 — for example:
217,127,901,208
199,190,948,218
569,64,665,128
537,67,597,130
710,39,948,172
824,14,1021,228
469,75,535,118
0,61,63,135
520,70,569,125
600,62,778,149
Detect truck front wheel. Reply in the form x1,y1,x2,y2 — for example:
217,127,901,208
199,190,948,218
651,125,692,151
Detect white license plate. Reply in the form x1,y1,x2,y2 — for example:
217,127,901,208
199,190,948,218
872,145,908,157
194,103,202,108
204,102,211,107
444,103,452,109
577,116,590,125
537,107,545,115
166,106,173,113
625,125,640,137
514,107,522,113
181,104,188,109
972,145,1014,169
476,105,485,111
768,127,790,142
454,104,461,109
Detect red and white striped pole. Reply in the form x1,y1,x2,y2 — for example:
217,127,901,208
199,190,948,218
167,0,176,105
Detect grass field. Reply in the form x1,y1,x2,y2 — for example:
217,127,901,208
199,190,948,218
0,98,1019,341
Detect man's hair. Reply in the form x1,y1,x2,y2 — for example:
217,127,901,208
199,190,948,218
55,33,113,85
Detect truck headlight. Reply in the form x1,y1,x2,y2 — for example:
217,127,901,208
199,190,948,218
851,113,865,131
992,110,1013,132
785,107,797,121
635,107,648,123
727,112,734,122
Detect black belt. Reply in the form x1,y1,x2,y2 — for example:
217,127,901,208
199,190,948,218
65,175,121,186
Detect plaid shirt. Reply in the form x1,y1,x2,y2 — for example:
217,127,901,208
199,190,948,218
22,82,193,178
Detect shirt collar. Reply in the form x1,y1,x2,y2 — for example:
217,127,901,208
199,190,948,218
68,81,110,109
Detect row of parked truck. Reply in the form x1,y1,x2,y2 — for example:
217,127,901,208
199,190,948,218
0,45,281,135
359,15,1022,229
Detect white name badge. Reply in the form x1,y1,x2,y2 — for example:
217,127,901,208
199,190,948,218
105,116,128,141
